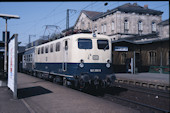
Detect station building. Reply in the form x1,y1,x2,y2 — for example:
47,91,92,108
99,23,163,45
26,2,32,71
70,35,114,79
74,3,169,74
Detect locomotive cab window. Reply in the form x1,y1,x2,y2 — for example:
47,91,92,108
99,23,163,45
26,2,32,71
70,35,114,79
97,40,109,50
78,39,92,49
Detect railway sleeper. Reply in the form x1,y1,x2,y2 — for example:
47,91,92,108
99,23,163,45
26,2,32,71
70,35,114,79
166,86,170,91
156,85,166,90
149,84,156,89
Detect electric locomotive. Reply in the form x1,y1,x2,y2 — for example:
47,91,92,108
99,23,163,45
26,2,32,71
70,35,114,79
22,33,115,89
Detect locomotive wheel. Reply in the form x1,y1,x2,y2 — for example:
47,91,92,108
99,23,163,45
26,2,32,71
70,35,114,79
33,71,37,77
79,79,86,89
63,77,68,87
37,72,43,79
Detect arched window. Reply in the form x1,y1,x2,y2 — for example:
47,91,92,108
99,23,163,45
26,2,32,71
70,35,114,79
151,21,156,32
124,19,129,33
138,20,143,35
94,25,97,31
104,23,107,34
101,24,104,34
111,21,114,31
138,20,143,31
88,22,91,30
81,18,85,30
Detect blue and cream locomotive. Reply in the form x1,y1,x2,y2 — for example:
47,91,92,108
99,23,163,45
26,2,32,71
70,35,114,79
22,33,115,89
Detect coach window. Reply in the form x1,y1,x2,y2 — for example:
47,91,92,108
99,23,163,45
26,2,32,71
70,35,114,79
27,55,28,61
30,54,32,62
45,45,49,53
97,40,109,50
56,42,60,52
41,47,44,54
28,55,30,61
50,44,53,52
25,55,26,61
78,39,92,49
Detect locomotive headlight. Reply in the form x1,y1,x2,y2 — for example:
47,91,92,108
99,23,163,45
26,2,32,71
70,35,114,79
106,60,111,68
79,59,84,68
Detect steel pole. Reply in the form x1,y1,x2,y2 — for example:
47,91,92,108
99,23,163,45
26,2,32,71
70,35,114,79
4,19,7,74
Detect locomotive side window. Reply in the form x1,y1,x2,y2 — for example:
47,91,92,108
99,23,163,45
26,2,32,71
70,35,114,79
65,41,68,50
78,39,92,49
56,42,60,52
38,48,40,54
45,45,49,53
50,44,53,52
41,47,44,54
97,40,109,50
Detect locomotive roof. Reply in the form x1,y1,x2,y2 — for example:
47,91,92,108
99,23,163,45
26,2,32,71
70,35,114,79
36,33,110,47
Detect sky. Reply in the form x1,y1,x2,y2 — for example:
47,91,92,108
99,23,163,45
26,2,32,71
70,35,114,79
0,1,169,46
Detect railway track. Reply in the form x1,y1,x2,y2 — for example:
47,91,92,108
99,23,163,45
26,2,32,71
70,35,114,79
25,73,170,113
113,82,170,99
103,94,170,113
101,85,170,113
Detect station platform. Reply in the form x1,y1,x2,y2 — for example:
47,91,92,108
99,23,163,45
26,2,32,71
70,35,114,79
0,73,139,113
114,73,170,91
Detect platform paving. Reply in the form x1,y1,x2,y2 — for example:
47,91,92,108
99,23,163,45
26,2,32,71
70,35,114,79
0,87,30,113
114,72,170,90
115,73,169,84
13,72,139,113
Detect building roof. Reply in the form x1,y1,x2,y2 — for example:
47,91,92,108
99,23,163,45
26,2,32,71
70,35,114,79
112,37,169,45
74,10,103,26
93,3,163,21
81,10,103,20
158,19,169,26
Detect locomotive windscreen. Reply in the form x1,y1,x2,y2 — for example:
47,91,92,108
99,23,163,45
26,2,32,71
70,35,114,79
97,40,109,50
78,39,92,49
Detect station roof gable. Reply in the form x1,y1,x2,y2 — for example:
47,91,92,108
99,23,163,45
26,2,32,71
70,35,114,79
158,19,169,26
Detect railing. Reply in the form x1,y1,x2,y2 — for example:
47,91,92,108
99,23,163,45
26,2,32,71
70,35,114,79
149,66,170,74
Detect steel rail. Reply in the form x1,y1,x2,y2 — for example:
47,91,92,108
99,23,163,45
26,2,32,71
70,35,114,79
113,83,170,98
105,94,170,113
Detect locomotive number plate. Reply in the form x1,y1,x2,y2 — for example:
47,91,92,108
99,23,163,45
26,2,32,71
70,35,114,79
93,55,99,60
90,69,101,72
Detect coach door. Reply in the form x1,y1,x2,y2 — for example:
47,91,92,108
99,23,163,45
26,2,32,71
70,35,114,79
62,40,68,71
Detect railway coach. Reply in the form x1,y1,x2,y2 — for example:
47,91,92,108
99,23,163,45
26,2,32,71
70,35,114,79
22,33,115,89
